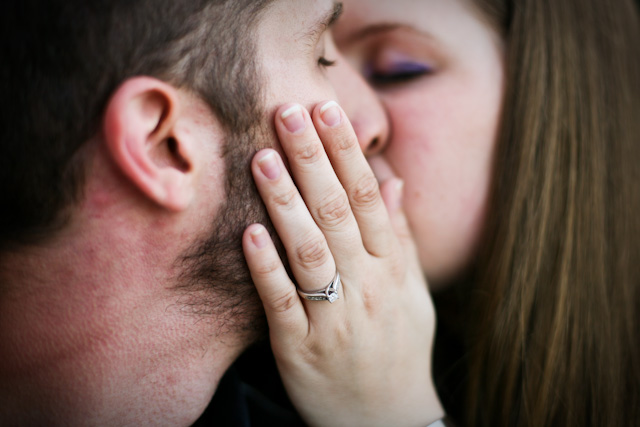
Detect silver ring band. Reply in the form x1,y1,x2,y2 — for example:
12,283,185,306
297,270,341,303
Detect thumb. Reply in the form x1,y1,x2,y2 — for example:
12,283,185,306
242,224,308,346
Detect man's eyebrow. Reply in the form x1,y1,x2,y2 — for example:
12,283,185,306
327,2,344,28
301,2,344,46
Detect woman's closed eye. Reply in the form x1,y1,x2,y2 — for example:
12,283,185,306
366,61,433,86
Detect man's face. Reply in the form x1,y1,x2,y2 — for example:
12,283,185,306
258,0,343,115
176,0,352,339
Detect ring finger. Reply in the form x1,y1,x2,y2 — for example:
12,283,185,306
251,148,341,307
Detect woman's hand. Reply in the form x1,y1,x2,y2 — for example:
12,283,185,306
242,101,444,426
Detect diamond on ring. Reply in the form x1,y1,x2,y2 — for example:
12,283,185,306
327,290,339,303
297,271,341,303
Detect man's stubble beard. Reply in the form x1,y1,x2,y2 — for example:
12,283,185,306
173,119,287,344
169,16,285,345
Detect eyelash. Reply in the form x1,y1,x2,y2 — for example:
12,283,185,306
318,56,337,68
367,63,432,85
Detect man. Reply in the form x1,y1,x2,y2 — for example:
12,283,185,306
0,0,388,424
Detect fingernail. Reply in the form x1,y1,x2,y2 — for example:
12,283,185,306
250,226,269,249
320,101,342,127
281,105,306,134
257,151,280,180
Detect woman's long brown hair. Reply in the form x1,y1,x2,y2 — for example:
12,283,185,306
463,0,640,425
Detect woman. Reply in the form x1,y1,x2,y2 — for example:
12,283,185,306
243,0,639,425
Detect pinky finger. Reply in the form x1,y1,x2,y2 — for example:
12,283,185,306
242,224,308,346
379,179,413,245
379,179,422,266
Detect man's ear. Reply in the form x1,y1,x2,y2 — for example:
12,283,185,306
103,76,195,211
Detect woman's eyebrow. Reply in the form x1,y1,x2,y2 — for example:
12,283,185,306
301,2,343,47
344,22,436,44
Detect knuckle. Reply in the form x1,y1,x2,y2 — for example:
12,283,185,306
293,141,323,165
270,187,298,211
330,129,358,155
361,285,384,313
295,235,330,269
270,291,299,314
253,259,281,277
389,257,406,281
315,191,351,228
299,340,324,364
301,321,353,361
350,174,381,209
332,319,354,348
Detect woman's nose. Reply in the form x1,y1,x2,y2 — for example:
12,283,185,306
328,56,389,156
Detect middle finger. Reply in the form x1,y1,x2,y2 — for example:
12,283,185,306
251,148,338,297
275,104,363,258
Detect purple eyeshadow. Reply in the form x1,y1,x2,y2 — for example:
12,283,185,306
386,62,432,74
363,59,433,85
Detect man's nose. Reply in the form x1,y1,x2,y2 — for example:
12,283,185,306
328,57,389,156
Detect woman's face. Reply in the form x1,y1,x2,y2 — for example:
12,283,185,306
333,0,505,289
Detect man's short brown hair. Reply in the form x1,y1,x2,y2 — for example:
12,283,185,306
1,0,273,248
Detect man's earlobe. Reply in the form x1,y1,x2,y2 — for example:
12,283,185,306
103,77,195,211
